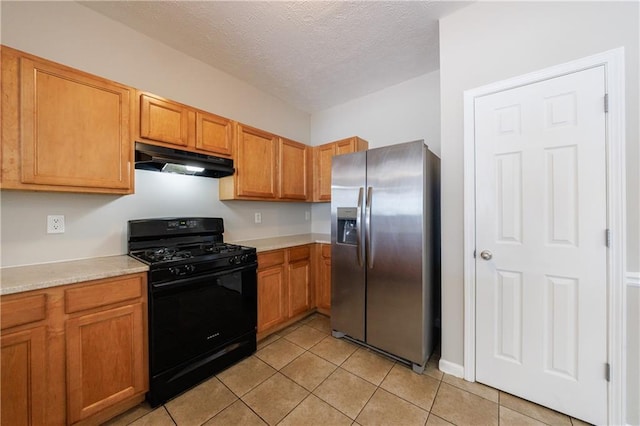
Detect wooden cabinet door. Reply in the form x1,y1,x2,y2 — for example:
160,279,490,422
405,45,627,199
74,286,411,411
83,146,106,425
257,265,286,333
336,137,368,156
66,303,145,424
287,246,311,317
335,139,356,155
279,137,309,200
235,124,278,198
316,244,332,314
139,94,190,147
1,327,46,426
19,56,133,191
313,137,368,202
314,143,336,201
196,111,233,156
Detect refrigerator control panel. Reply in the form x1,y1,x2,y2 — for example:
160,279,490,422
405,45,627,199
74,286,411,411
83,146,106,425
337,207,358,245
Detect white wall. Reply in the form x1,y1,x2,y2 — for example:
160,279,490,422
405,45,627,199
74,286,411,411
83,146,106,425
0,1,312,267
1,172,312,266
310,71,441,234
438,2,639,424
628,277,640,426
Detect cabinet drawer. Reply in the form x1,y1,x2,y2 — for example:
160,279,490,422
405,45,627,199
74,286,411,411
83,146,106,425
258,250,285,269
0,294,46,330
288,245,310,262
65,275,144,314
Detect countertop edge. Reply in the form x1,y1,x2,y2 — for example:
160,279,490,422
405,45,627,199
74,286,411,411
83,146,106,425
1,234,332,296
231,233,331,252
1,255,149,296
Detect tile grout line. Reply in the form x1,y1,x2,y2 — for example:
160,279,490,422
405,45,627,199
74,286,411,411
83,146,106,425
304,329,439,423
255,324,326,426
425,362,446,425
243,397,274,426
162,405,178,426
275,327,338,424
351,359,399,422
127,312,575,426
296,332,358,421
441,375,500,404
204,375,259,426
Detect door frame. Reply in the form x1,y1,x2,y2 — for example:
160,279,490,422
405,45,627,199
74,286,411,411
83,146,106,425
462,48,626,425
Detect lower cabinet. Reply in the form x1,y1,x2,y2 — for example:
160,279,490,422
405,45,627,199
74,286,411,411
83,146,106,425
0,273,148,425
1,326,47,426
315,244,332,315
1,293,48,426
287,246,312,317
257,245,313,335
66,303,146,423
257,251,287,333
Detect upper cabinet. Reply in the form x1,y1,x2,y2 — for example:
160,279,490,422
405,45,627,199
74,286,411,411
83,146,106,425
219,123,310,201
139,94,190,147
137,92,233,157
232,123,278,199
196,111,233,156
279,137,310,201
313,136,368,201
1,46,135,194
1,46,367,202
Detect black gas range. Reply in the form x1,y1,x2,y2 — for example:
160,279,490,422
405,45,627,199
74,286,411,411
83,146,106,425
128,217,257,406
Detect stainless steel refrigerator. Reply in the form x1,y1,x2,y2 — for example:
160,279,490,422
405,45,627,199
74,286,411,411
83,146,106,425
331,140,440,373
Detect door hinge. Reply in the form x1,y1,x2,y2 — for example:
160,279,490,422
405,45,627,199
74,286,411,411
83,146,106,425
604,94,609,113
473,250,477,259
605,363,610,382
606,229,610,248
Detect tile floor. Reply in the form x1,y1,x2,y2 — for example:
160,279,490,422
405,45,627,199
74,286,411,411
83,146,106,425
104,314,590,426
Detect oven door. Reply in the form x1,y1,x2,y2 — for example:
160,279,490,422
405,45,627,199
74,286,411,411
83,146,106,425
149,263,257,375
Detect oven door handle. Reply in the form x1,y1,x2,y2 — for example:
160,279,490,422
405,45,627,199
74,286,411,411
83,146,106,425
151,262,257,292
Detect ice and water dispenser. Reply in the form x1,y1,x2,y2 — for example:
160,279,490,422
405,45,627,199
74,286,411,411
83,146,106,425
337,207,358,245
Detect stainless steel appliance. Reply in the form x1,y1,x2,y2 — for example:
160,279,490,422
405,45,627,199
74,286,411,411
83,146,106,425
331,140,440,373
128,217,257,406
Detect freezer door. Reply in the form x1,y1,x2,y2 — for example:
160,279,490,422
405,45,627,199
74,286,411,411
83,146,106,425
365,141,432,365
331,151,366,341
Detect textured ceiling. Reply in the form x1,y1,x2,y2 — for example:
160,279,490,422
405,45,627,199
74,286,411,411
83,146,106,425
79,1,471,113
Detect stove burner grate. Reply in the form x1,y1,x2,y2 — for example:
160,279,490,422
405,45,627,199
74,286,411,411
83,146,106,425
144,248,193,262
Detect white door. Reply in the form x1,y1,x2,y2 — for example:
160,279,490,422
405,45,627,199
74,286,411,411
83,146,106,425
474,66,608,424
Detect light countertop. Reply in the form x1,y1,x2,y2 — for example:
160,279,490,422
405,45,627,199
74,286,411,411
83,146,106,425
1,234,331,296
231,233,331,252
1,255,149,296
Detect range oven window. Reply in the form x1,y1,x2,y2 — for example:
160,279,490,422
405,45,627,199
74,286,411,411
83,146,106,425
150,266,257,374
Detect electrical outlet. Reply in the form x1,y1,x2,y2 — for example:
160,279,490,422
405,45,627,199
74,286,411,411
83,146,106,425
305,211,310,221
47,215,65,234
254,212,262,224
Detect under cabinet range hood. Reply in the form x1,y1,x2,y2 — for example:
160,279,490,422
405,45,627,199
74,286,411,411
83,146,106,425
134,142,234,178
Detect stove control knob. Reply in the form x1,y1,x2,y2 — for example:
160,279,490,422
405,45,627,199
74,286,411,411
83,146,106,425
229,256,237,264
187,265,196,273
240,254,248,262
169,267,180,276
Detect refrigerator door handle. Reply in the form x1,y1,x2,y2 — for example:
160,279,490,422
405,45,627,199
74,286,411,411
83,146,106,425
365,186,373,269
356,187,364,267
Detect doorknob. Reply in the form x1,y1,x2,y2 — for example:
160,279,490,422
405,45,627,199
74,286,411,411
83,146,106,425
480,250,493,260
